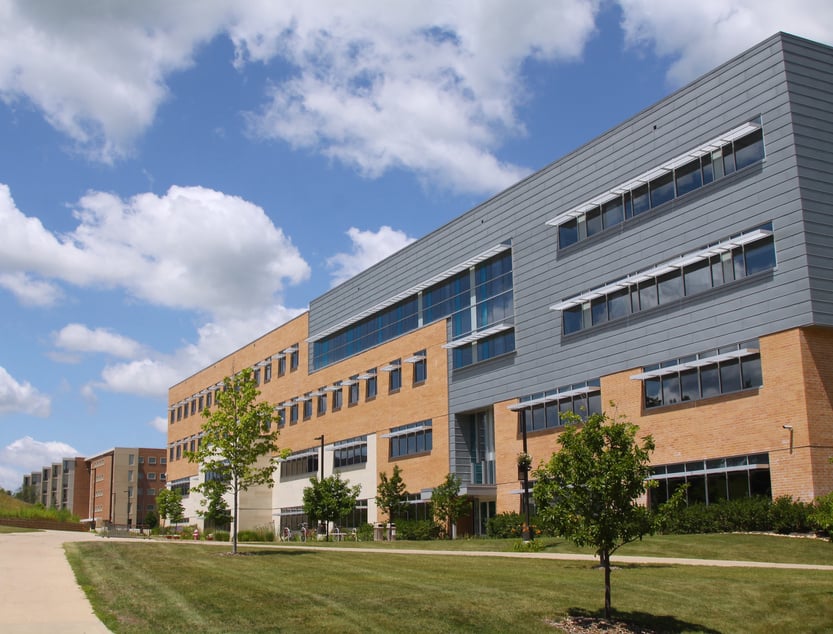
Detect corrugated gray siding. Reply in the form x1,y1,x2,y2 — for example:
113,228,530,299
307,33,829,419
784,37,833,325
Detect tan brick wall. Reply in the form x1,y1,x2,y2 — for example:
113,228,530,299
167,316,451,499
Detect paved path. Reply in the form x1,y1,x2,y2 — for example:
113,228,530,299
0,530,111,633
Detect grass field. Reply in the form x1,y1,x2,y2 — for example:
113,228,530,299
66,535,833,633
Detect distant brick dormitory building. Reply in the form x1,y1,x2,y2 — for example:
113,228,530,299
167,33,833,535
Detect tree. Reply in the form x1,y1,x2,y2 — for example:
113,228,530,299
533,410,656,619
303,474,361,539
145,510,159,530
156,488,184,531
431,473,469,539
197,477,232,532
15,484,38,504
376,465,409,539
186,368,283,554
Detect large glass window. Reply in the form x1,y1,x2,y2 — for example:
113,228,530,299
553,126,765,250
640,341,762,409
281,453,319,479
388,421,432,458
517,380,601,433
333,437,368,469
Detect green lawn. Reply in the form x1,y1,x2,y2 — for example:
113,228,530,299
66,537,833,633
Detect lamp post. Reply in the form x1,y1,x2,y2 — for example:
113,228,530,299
125,489,130,529
520,421,533,542
314,435,324,481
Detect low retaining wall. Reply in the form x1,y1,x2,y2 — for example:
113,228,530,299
0,518,89,532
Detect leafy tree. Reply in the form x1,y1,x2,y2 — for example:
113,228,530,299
15,484,38,504
376,464,409,539
156,488,185,530
303,474,361,539
431,473,469,539
809,491,833,536
533,410,656,619
186,368,284,554
145,509,159,530
197,477,232,531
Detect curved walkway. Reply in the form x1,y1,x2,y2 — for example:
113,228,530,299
0,530,111,633
2,530,831,633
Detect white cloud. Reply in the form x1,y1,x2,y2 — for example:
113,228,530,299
148,416,167,434
0,435,79,491
617,0,833,84
0,183,310,318
238,1,600,194
53,324,143,359
327,226,416,287
0,367,51,417
0,272,63,307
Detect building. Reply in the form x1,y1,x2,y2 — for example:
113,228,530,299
22,458,90,515
167,32,833,535
86,447,167,529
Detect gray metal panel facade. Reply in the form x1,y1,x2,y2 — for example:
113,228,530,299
307,33,831,418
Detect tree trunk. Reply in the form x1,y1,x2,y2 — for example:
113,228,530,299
602,549,612,619
232,477,239,555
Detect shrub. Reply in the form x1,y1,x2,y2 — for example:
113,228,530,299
512,539,546,552
486,512,524,539
395,519,440,540
770,496,812,534
356,523,374,542
213,530,230,542
237,525,276,542
809,492,833,536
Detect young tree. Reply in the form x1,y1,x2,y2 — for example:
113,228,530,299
186,368,284,554
376,465,409,539
431,473,469,539
533,410,656,619
302,474,361,539
197,477,232,532
156,488,184,531
145,509,159,530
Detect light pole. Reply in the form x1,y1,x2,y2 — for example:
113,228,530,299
314,435,324,481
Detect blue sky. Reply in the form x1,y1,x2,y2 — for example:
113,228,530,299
2,1,832,491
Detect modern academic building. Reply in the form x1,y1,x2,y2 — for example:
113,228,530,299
167,33,833,535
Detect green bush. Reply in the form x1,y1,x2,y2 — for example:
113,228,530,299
356,523,374,542
486,512,525,539
770,496,812,534
237,525,276,542
213,530,230,542
809,492,833,536
395,519,440,540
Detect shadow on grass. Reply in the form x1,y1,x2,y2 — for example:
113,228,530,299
566,607,721,633
226,548,319,557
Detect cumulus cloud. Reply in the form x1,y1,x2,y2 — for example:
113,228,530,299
0,272,63,307
0,367,51,417
0,183,310,318
327,226,416,287
238,1,599,194
617,0,833,84
0,436,79,491
53,324,143,359
148,416,168,434
0,1,601,193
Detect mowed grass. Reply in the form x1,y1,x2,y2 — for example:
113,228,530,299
66,539,833,633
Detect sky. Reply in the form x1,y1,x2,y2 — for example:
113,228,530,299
2,1,832,492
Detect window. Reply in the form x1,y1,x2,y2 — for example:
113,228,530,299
278,356,286,376
513,380,602,433
554,225,775,335
280,452,319,479
190,400,196,415
289,345,299,371
254,368,261,385
635,341,762,409
317,390,327,416
648,453,770,508
264,363,272,383
128,454,135,466
348,377,360,406
303,394,313,420
169,409,175,424
386,420,432,458
206,392,212,408
549,123,765,249
409,351,427,385
333,436,368,468
276,407,285,428
290,404,299,424
160,457,166,465
332,386,343,411
364,370,377,400
147,472,157,480
148,457,157,465
385,360,402,393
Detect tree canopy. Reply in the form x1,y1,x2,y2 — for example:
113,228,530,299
533,410,656,619
431,473,469,539
185,367,284,553
155,488,185,530
376,464,408,538
302,474,361,539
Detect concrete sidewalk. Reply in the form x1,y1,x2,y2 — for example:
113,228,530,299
0,530,111,633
